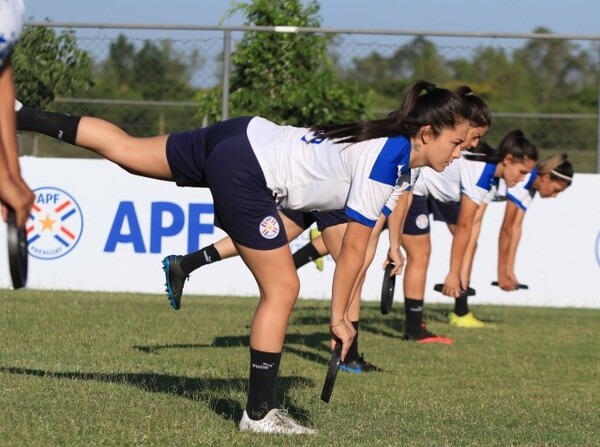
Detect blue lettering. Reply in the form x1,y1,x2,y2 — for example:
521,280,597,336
150,202,185,253
104,201,216,254
187,203,214,252
37,193,61,204
301,132,325,144
104,202,146,253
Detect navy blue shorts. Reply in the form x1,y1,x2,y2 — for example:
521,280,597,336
313,210,348,231
166,116,288,250
403,195,460,235
281,209,347,232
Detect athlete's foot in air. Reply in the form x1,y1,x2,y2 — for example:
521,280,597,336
162,255,188,310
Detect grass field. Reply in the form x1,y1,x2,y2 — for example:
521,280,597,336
1,289,598,446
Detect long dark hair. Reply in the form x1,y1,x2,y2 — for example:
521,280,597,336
467,129,538,164
455,86,491,128
310,80,470,144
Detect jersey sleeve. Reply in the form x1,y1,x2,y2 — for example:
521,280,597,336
506,171,537,211
380,166,411,216
345,161,397,227
460,160,496,205
345,138,411,227
0,0,25,70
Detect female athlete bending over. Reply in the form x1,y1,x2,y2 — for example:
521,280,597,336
17,80,470,434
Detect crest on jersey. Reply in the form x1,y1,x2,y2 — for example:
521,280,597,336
259,215,280,240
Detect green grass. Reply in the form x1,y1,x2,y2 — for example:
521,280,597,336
1,289,598,446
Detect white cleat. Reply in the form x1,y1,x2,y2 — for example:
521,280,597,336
239,409,317,435
14,99,23,111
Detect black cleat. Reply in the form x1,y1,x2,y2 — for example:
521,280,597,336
339,355,383,373
162,255,188,310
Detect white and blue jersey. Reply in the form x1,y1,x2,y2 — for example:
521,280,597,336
166,116,412,250
247,116,411,227
403,156,498,235
498,168,538,211
413,155,497,205
0,0,25,71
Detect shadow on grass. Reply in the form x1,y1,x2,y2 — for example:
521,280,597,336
0,366,315,426
290,313,403,338
292,301,453,334
133,332,333,366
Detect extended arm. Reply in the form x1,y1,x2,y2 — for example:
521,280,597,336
330,219,372,359
0,62,34,226
443,194,478,297
460,201,488,287
498,201,525,290
386,190,413,275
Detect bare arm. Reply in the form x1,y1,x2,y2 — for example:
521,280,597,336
330,215,388,325
443,194,478,297
498,201,525,290
460,201,488,287
0,62,34,227
386,190,413,275
0,65,22,176
330,219,372,359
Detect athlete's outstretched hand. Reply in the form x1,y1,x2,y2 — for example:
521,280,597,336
329,317,355,362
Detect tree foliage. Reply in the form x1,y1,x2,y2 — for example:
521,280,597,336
95,34,202,102
198,0,370,126
12,25,94,109
345,30,599,159
87,34,203,135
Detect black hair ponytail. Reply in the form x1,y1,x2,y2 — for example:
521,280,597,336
466,129,538,164
310,80,470,144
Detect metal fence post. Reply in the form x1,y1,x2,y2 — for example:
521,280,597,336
221,30,232,122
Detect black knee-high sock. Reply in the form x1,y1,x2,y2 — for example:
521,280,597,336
292,242,322,269
404,297,424,334
454,293,469,316
17,106,81,145
179,244,221,276
246,348,282,420
344,321,360,362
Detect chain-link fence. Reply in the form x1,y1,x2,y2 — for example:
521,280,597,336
18,22,600,173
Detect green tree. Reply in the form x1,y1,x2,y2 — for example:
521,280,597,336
95,34,202,101
198,0,369,126
89,34,203,135
513,27,596,106
12,25,94,109
346,36,450,113
102,34,136,86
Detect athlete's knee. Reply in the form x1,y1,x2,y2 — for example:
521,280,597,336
262,271,300,303
405,242,431,267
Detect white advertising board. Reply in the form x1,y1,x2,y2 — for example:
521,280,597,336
1,157,598,309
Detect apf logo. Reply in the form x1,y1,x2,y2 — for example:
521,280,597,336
27,187,84,260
